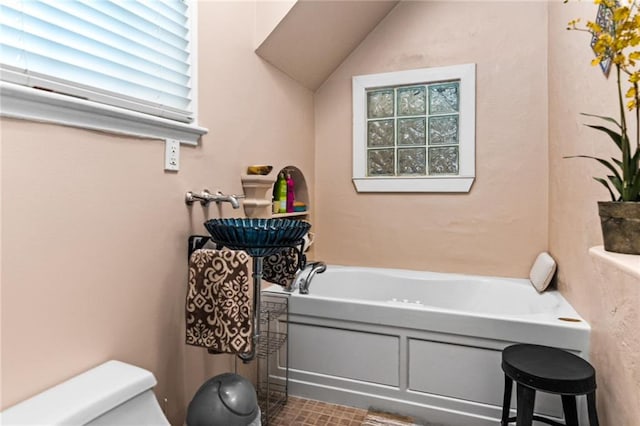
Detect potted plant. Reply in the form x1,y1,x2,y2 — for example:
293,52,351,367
567,0,640,254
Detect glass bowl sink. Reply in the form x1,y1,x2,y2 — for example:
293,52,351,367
204,218,311,257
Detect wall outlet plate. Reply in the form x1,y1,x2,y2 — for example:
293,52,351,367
165,139,180,171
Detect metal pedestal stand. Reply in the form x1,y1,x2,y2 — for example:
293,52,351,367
205,218,309,425
225,244,302,425
228,242,303,363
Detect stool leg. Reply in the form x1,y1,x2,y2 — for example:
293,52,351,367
501,374,513,425
587,391,599,426
561,395,579,426
516,384,535,426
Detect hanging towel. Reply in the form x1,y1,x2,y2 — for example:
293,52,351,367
185,249,253,354
262,247,300,287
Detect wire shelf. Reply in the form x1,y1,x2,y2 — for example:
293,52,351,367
257,292,289,425
257,331,287,359
260,300,288,323
257,381,287,398
257,382,288,424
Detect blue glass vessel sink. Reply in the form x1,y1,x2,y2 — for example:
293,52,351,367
204,218,311,257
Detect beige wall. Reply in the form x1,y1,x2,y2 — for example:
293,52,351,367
2,1,639,424
314,1,549,277
549,2,640,423
0,1,314,423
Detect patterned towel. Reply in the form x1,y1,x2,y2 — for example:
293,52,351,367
262,247,301,287
185,249,253,354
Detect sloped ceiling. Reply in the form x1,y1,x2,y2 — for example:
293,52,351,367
255,0,399,91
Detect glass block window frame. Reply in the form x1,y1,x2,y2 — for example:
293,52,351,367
352,64,475,192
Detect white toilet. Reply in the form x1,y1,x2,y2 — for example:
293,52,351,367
0,360,170,425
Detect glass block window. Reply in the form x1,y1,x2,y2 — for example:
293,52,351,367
353,64,475,193
366,82,460,177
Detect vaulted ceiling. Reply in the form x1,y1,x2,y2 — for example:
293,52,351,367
255,0,399,91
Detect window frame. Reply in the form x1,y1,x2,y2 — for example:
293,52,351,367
352,64,475,192
0,0,206,145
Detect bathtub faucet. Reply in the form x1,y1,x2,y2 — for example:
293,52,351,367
287,261,326,294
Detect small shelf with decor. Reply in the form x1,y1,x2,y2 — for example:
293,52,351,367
241,165,310,220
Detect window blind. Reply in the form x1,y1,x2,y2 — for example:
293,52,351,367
0,0,193,123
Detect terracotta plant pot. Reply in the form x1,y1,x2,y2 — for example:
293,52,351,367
598,201,640,255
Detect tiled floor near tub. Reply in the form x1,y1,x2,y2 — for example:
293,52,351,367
268,396,368,425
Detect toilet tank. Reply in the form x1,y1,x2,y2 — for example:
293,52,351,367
0,360,170,425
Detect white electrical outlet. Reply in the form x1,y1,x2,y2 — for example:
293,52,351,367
165,139,180,171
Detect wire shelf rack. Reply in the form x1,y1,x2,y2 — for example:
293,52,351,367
257,381,288,423
260,300,288,324
257,293,289,425
257,331,287,359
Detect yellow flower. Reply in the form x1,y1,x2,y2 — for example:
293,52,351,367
615,39,628,51
626,86,636,98
614,53,627,64
600,33,614,45
587,21,603,32
570,0,640,110
614,7,631,22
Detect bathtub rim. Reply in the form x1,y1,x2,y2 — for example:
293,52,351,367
263,264,589,331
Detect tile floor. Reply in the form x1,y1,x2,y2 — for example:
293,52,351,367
267,396,368,425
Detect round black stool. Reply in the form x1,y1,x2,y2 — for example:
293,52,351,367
500,344,599,426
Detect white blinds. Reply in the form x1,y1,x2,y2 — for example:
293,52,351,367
0,0,193,123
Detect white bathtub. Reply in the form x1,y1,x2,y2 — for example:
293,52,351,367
263,265,590,426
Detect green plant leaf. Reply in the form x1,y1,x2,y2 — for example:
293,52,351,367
622,136,631,186
631,149,640,175
608,174,623,196
584,124,623,150
594,177,617,201
565,155,622,182
629,173,640,201
580,112,622,129
628,151,640,200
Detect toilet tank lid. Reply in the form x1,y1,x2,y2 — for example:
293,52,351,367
1,360,158,425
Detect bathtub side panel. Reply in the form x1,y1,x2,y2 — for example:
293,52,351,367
408,339,561,418
289,323,400,386
284,285,590,425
